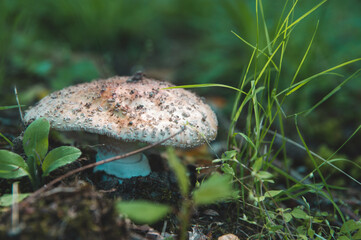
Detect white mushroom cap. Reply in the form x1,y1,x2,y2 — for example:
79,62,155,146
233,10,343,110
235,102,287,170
24,76,218,147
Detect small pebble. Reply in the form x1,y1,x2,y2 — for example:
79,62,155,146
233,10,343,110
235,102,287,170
218,233,239,240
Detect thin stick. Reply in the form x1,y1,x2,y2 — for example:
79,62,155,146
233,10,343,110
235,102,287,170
20,128,185,205
10,182,20,235
14,86,25,128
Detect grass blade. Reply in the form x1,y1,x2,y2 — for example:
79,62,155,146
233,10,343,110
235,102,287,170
286,58,361,96
231,31,279,72
163,83,247,95
0,105,25,110
302,69,361,116
0,133,13,146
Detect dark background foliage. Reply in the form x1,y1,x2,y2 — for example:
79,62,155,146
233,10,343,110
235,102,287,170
1,0,361,168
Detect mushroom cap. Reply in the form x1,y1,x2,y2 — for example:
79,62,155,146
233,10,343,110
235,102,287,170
24,76,218,148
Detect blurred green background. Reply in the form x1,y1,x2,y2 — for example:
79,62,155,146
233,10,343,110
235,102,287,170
1,0,361,171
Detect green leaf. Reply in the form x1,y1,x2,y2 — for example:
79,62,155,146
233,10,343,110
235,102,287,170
221,163,235,176
116,200,171,224
253,195,265,203
291,208,311,220
253,170,275,183
296,226,307,235
42,146,81,176
0,150,30,179
0,193,29,207
26,156,38,189
23,118,50,161
308,227,315,238
268,224,283,232
221,150,238,161
353,229,361,239
166,147,189,197
252,157,263,172
340,220,361,234
283,213,292,223
264,190,283,198
193,173,238,206
213,150,238,163
255,171,273,180
337,236,350,240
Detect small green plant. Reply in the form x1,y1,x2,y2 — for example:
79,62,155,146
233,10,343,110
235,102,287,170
0,118,81,190
0,190,29,207
116,200,171,225
116,147,238,240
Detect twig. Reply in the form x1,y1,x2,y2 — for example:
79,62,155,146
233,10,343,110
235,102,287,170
10,182,20,235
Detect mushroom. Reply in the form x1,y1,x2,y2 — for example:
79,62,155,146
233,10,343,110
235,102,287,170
24,76,218,182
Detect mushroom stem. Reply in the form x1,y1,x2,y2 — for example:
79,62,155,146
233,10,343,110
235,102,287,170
93,136,151,182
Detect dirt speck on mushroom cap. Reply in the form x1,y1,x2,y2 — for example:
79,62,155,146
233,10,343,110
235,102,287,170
24,76,218,148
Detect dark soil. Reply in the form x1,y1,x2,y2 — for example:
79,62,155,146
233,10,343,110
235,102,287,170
0,148,259,240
